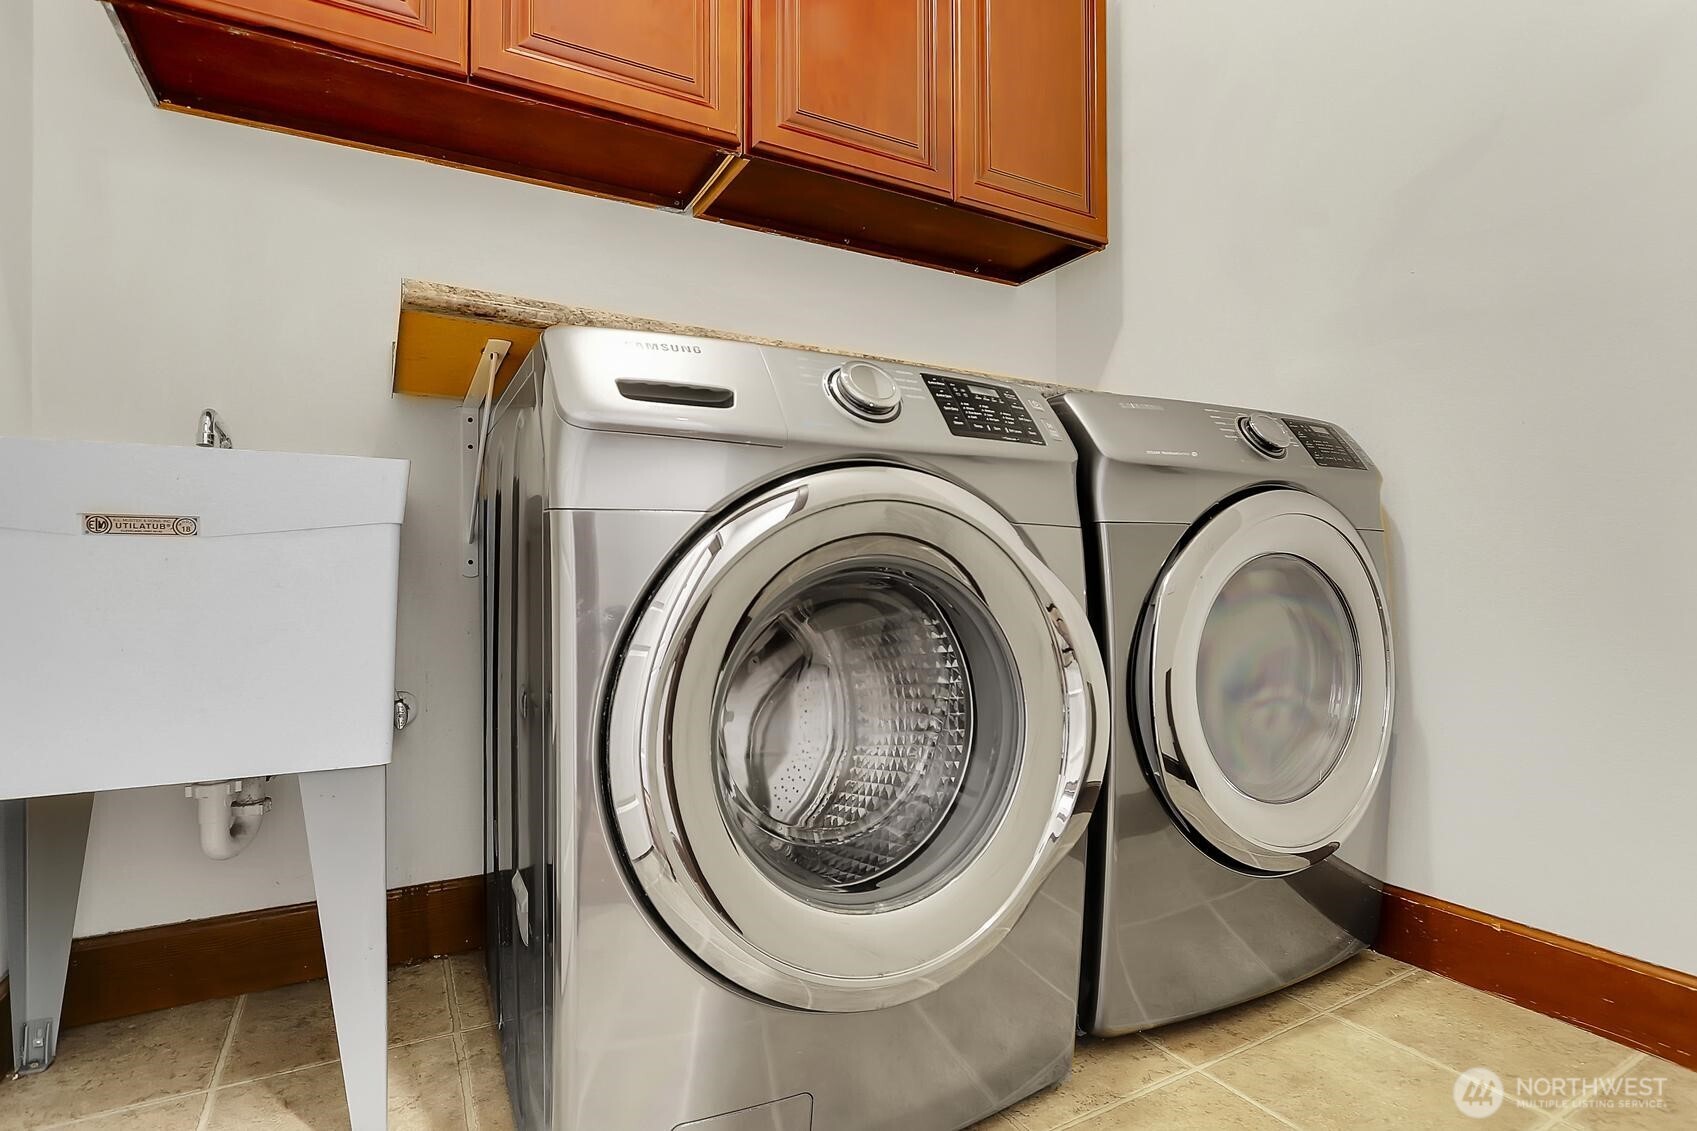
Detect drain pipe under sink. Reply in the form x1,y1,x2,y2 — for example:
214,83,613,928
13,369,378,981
186,778,273,860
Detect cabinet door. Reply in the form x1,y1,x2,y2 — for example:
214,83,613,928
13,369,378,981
751,0,952,196
957,0,1107,242
168,0,467,73
472,0,742,146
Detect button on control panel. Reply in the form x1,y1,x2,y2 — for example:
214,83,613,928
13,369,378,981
923,374,1046,445
1238,413,1295,458
826,361,902,422
1285,418,1368,470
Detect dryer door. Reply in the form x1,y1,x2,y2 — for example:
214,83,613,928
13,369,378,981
606,466,1108,1012
1140,489,1393,875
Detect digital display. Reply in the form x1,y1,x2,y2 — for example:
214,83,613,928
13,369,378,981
923,374,1045,445
1284,418,1368,470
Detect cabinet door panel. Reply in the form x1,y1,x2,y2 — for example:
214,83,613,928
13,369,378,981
957,0,1106,241
752,0,952,195
473,0,741,145
171,0,467,72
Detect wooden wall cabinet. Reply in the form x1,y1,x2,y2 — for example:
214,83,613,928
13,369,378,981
957,0,1108,243
167,0,468,73
703,0,1106,280
471,0,742,145
106,0,1110,283
108,0,732,210
750,0,953,196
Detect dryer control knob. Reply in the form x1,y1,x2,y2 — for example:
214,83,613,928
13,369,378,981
1239,413,1295,458
827,362,902,422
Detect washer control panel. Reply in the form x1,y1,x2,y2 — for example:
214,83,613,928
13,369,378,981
923,374,1046,445
1284,418,1368,469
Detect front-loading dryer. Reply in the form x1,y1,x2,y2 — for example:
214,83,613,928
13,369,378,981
478,327,1109,1129
1052,392,1394,1036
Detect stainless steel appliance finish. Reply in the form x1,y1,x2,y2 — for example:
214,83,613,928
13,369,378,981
1052,391,1394,1037
480,327,1109,1130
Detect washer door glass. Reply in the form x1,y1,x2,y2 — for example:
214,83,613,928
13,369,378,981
715,560,1019,908
1195,553,1360,805
606,466,1108,1012
1143,490,1392,875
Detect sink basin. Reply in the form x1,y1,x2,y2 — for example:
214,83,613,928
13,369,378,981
0,437,408,799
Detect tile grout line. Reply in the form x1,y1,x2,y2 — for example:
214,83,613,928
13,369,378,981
1324,1012,1557,1117
39,1089,213,1130
1105,967,1421,1129
1306,965,1421,1015
30,964,484,1130
1031,1066,1204,1131
1539,1049,1646,1125
1312,967,1656,1123
445,959,464,1031
1043,996,1335,1131
455,1030,478,1131
38,992,256,1129
48,995,247,1129
1195,1068,1305,1129
1025,965,1420,1130
1148,978,1386,1075
214,1025,461,1092
1145,1008,1318,1072
195,992,247,1131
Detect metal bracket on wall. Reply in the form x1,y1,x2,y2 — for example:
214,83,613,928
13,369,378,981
460,339,511,579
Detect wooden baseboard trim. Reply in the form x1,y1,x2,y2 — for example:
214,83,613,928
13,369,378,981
59,874,484,1030
1379,884,1696,1070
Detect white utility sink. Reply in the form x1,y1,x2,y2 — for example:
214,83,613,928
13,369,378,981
0,434,407,1131
2,437,406,794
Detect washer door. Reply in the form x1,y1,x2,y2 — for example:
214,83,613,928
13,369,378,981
606,466,1108,1012
1140,489,1393,875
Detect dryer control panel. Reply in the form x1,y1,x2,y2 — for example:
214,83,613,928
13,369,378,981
1049,389,1385,530
923,374,1046,445
1284,418,1368,470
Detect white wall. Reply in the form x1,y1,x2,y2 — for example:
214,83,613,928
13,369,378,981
0,0,36,979
27,0,1059,938
0,0,31,431
1060,0,1697,973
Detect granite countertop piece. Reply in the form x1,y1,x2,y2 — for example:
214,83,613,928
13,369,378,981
401,279,1081,396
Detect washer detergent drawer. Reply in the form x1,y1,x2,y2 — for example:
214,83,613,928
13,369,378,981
675,1094,813,1131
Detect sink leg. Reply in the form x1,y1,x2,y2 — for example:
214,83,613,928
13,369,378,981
300,766,389,1131
2,793,95,1074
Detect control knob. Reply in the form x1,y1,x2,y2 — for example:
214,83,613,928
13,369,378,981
826,362,902,422
1238,413,1295,458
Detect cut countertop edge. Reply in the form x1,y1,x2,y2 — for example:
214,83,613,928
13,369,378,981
397,279,1084,398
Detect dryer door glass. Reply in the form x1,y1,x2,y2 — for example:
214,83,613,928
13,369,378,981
1195,553,1360,804
606,467,1108,1012
1143,490,1392,875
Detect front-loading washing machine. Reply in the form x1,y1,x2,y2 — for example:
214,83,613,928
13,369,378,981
477,327,1109,1129
1052,391,1394,1035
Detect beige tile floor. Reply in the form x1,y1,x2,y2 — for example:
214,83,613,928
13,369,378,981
4,951,1692,1130
0,953,511,1130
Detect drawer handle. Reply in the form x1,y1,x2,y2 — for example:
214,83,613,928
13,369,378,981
616,380,735,409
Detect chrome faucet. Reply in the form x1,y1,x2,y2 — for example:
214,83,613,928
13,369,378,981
197,409,232,449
